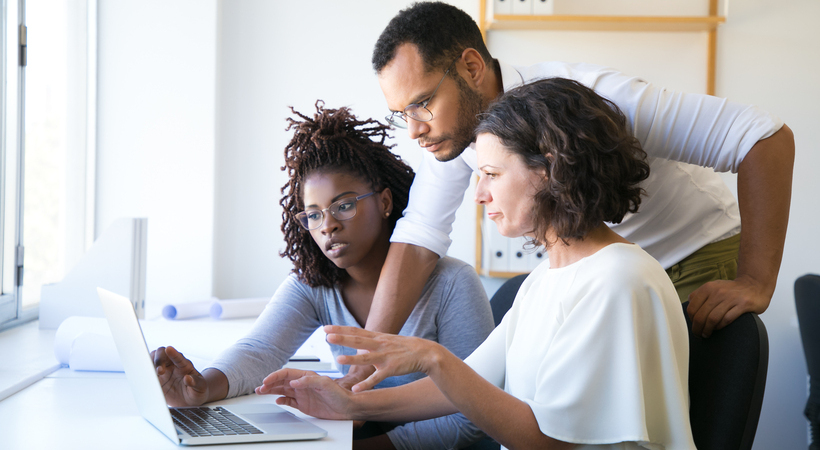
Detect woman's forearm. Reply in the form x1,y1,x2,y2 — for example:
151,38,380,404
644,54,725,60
426,350,572,450
350,376,457,422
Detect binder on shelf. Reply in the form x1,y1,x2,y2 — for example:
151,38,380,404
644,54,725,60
483,210,509,273
528,248,547,271
532,0,554,15
493,0,512,15
508,236,530,273
511,0,533,15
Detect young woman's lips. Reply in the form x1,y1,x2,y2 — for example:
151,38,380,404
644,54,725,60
326,242,349,257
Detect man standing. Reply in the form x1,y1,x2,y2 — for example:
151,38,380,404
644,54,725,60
343,1,794,391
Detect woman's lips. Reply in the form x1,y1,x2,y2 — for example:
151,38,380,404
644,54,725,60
326,242,349,257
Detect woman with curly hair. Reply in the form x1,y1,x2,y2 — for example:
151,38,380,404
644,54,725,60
257,80,696,450
151,102,494,449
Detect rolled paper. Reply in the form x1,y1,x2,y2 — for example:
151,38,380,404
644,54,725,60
161,298,216,320
209,298,270,320
68,332,124,372
54,316,113,365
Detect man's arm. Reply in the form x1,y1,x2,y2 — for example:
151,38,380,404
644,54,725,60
337,243,439,388
337,150,475,388
367,243,439,333
688,125,795,337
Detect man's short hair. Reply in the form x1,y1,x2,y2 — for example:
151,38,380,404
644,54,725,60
372,1,493,74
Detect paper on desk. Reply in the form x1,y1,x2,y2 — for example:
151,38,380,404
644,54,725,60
54,316,123,372
54,316,110,364
161,298,215,320
160,297,270,320
209,298,269,320
53,316,243,373
69,332,124,371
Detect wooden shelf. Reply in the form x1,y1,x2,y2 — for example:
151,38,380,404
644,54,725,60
486,14,725,32
475,1,725,278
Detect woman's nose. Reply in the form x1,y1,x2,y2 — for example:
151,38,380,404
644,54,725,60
319,212,342,235
474,177,490,204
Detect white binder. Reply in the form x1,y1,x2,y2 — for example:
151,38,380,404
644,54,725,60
483,210,510,273
511,0,533,15
528,247,547,271
494,0,512,15
532,0,554,15
508,236,530,273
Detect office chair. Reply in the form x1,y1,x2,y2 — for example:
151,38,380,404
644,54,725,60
795,274,820,450
682,301,769,450
489,274,528,326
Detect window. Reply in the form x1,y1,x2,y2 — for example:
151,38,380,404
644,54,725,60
0,0,96,330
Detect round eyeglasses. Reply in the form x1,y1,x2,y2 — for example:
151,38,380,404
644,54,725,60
295,192,376,230
385,57,460,129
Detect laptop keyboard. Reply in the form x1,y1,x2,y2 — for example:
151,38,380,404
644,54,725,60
171,406,264,437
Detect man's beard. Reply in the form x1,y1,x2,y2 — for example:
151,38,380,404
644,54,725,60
432,75,486,162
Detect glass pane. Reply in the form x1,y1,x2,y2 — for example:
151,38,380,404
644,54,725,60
22,0,69,308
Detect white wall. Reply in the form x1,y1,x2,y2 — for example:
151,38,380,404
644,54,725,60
95,0,217,315
212,0,478,299
96,0,820,447
716,1,820,447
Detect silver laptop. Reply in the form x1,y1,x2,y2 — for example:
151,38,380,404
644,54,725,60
97,287,328,445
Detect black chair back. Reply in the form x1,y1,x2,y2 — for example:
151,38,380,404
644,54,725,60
682,301,769,450
489,274,528,326
795,274,820,448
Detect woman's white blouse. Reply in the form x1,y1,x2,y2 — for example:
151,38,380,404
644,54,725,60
465,243,695,449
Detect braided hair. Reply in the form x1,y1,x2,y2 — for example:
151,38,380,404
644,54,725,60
280,101,415,288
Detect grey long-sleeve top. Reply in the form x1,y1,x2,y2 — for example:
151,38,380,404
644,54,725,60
210,256,496,450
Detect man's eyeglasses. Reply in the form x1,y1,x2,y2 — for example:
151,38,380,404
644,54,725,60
295,192,375,230
385,57,460,129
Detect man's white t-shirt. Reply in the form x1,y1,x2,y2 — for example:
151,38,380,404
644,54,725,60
466,243,695,449
391,61,784,269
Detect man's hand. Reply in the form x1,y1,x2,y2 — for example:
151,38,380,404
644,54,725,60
152,346,209,407
693,124,795,337
255,368,354,420
686,275,771,338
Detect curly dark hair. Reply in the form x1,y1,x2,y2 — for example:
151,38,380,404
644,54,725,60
475,78,650,247
279,101,415,288
372,1,493,74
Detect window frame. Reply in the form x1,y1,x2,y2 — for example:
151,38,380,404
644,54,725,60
0,0,97,331
0,0,23,327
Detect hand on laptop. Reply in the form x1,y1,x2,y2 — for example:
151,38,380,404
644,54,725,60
152,345,213,407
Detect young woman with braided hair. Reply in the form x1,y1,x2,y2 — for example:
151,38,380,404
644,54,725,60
257,80,696,449
151,101,495,450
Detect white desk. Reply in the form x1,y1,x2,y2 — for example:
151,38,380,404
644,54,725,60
0,320,351,450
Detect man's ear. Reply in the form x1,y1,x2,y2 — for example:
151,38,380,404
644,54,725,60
380,188,394,218
460,48,487,89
